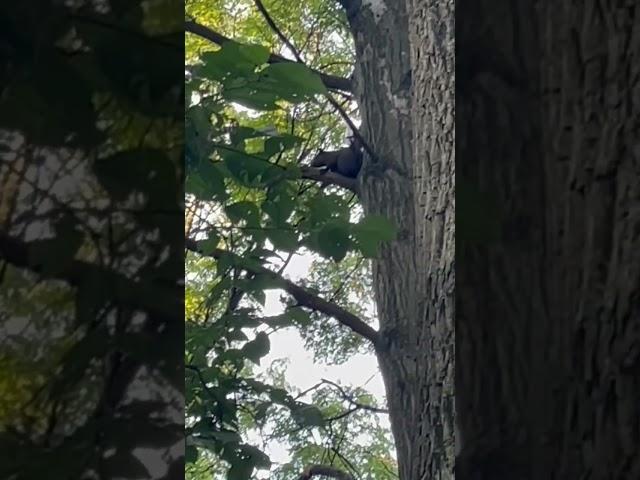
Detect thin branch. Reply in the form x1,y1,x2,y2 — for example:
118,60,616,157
320,378,388,414
300,165,358,193
298,465,355,480
185,238,379,345
324,93,377,162
252,0,303,62
329,257,364,302
185,20,352,92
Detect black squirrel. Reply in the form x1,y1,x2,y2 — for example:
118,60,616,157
310,136,363,179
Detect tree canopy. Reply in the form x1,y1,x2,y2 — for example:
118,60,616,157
185,1,398,479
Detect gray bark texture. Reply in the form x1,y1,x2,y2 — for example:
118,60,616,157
344,0,455,478
457,1,640,478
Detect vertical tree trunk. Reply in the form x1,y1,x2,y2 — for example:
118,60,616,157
457,2,640,478
344,0,455,478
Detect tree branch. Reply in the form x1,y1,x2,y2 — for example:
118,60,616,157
320,378,388,414
185,238,379,345
300,165,358,193
185,20,352,92
298,465,355,480
252,0,303,63
0,232,182,321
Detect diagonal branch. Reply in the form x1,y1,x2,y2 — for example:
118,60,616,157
0,232,182,321
185,238,379,345
185,20,352,92
252,0,303,63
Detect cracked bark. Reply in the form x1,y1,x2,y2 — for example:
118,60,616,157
343,0,454,478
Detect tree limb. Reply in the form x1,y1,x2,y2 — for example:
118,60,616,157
185,238,379,345
300,165,358,193
185,20,352,92
298,465,355,480
0,232,182,321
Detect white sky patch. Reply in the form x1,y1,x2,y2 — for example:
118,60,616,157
250,252,389,467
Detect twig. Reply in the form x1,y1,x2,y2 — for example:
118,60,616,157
252,0,304,63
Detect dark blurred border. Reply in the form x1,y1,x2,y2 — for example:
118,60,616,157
0,2,184,479
456,2,639,478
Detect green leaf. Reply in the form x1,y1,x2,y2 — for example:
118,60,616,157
221,149,279,186
261,63,327,97
264,182,297,226
352,214,397,257
241,332,270,365
239,444,272,469
286,307,312,326
267,228,298,251
306,194,350,226
292,404,325,427
314,220,352,262
223,87,281,111
263,134,302,156
197,232,220,253
199,41,270,82
225,201,261,228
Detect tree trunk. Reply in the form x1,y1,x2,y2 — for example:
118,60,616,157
344,0,454,478
457,2,640,478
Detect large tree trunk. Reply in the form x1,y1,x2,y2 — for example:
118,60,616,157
457,2,640,478
343,0,455,478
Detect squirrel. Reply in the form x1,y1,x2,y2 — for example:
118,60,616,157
310,136,363,179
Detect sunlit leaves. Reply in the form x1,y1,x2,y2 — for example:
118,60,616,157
261,63,327,98
199,42,271,81
185,2,399,480
197,42,327,112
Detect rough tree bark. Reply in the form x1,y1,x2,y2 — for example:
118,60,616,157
341,0,455,478
457,2,640,478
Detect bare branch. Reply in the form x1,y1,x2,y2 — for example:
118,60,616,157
252,0,303,62
185,238,379,345
320,378,388,414
185,21,352,92
324,93,377,162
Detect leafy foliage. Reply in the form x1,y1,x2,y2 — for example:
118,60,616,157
0,1,183,478
185,1,398,479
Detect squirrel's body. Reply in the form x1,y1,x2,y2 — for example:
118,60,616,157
310,137,363,179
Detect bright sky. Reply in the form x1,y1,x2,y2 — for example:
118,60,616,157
254,252,389,464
